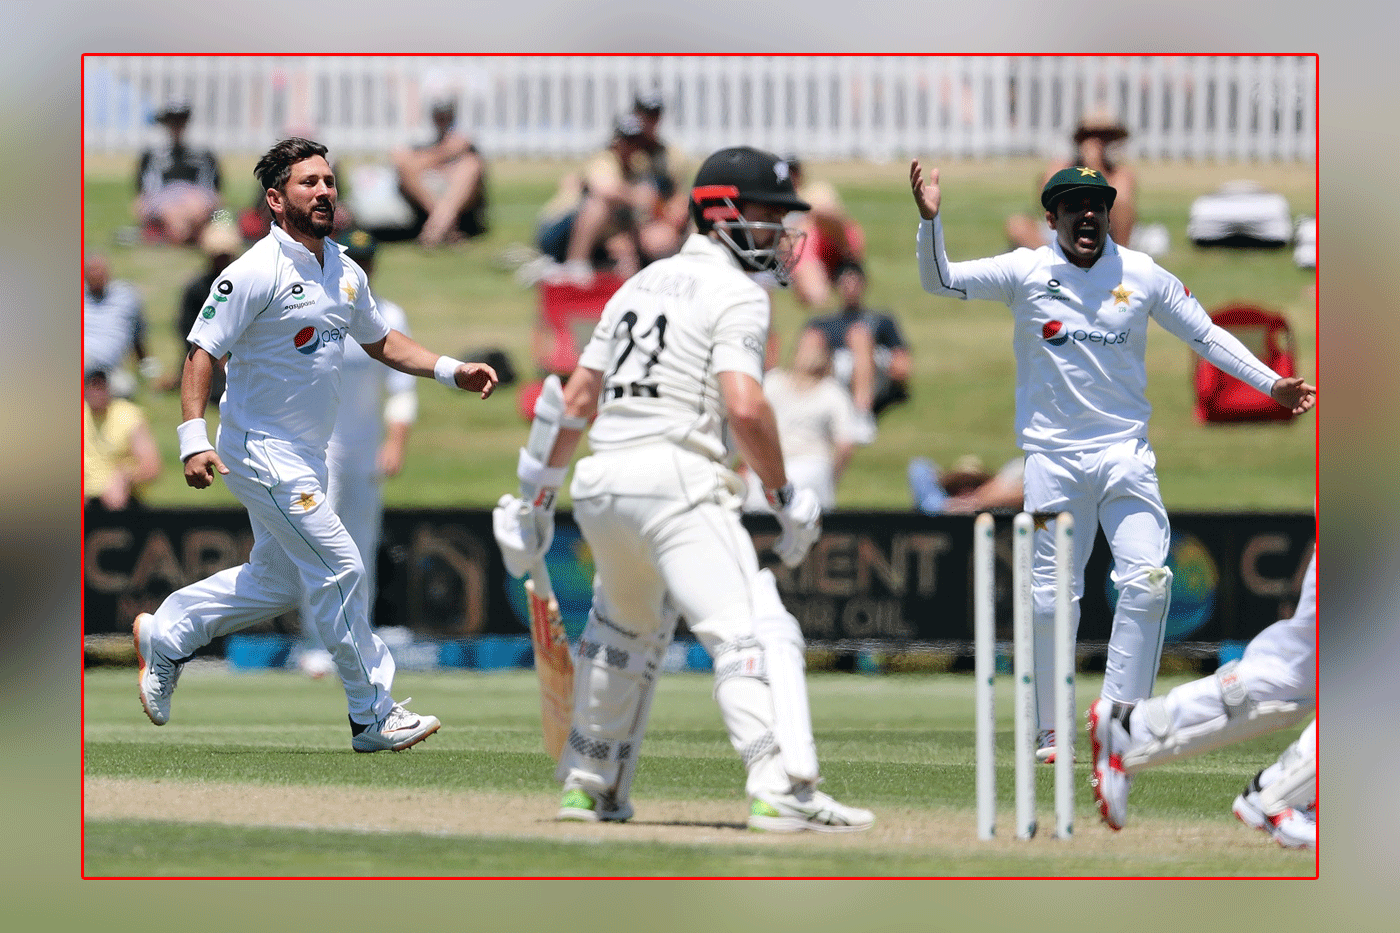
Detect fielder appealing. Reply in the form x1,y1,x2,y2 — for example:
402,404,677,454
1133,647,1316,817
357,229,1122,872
1089,551,1317,847
494,146,874,832
133,137,497,751
910,161,1316,759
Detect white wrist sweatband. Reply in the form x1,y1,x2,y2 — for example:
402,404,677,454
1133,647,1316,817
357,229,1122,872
434,356,466,389
177,418,214,462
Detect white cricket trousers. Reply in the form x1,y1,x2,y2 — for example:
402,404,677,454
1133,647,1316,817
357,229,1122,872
568,443,792,798
1152,552,1316,731
150,429,397,723
1023,437,1171,729
298,446,386,638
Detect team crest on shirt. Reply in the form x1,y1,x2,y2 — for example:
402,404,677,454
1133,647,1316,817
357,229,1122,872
292,491,319,512
342,281,357,303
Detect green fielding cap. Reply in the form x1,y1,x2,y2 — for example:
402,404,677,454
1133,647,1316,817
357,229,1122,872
1040,166,1118,211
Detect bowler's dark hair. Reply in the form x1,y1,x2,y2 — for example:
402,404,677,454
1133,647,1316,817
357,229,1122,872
254,137,329,192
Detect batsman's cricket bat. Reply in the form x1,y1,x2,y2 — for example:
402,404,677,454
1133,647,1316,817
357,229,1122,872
525,559,574,761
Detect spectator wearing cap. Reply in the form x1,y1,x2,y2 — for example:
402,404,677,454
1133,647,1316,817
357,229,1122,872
783,155,867,308
84,368,162,512
166,221,246,397
291,227,420,676
134,99,223,245
797,259,911,445
1006,107,1139,251
534,114,681,282
391,93,489,248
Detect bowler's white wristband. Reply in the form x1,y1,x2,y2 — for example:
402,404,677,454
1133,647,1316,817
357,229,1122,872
177,418,214,462
434,356,466,389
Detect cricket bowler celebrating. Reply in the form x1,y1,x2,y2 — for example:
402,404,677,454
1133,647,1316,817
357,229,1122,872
909,159,1316,761
494,146,874,832
133,137,497,751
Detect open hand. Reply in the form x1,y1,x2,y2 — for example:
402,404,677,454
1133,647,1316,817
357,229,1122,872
910,160,942,221
1271,376,1317,415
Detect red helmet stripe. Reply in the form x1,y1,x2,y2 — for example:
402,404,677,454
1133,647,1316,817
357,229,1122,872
692,184,740,201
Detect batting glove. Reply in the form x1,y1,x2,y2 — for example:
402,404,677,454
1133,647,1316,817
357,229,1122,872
492,493,555,579
767,484,822,567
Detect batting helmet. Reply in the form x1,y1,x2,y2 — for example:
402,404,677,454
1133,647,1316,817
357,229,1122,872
690,147,811,282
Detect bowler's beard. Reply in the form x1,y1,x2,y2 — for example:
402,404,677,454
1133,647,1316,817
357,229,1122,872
283,198,335,239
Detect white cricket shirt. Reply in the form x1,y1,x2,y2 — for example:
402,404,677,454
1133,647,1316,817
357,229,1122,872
916,218,1281,453
186,224,390,451
577,234,770,461
328,297,416,453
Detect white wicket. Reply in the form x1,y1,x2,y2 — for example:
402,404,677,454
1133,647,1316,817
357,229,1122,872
974,510,1076,841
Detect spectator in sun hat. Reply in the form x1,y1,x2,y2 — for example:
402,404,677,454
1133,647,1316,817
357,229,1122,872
134,98,224,245
391,91,490,248
534,113,682,283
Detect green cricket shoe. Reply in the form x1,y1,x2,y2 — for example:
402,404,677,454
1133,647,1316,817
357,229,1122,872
557,787,635,822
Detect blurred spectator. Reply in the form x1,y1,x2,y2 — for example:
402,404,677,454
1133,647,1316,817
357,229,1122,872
908,454,1025,514
84,368,161,511
1006,109,1139,251
533,115,683,283
83,251,159,397
133,99,223,245
741,336,859,513
389,93,489,248
784,155,867,308
798,260,911,443
166,221,244,398
296,229,418,677
631,91,692,258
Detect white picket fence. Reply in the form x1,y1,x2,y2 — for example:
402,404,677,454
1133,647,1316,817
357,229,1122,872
83,55,1316,163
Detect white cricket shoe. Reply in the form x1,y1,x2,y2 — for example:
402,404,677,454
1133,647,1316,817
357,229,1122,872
1232,772,1317,849
1035,728,1078,764
748,782,875,833
133,613,184,726
557,787,634,823
1087,698,1132,831
350,699,440,752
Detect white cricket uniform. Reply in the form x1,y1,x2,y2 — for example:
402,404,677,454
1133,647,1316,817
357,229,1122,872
917,217,1284,725
322,298,416,609
1129,552,1316,748
562,233,795,799
149,223,400,723
743,369,857,512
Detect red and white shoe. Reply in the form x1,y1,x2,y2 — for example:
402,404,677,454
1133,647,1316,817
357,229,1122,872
1232,772,1316,850
1087,698,1132,831
1035,728,1078,764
